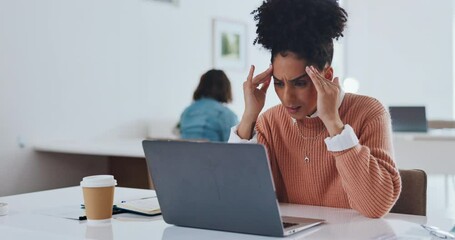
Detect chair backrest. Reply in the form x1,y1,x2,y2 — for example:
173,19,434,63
390,169,427,216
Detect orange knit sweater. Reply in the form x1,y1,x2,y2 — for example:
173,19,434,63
256,93,401,218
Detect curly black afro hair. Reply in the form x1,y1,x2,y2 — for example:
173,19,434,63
252,0,347,69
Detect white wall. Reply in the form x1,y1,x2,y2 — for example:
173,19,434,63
1,0,453,196
140,0,276,126
343,0,453,119
0,0,273,196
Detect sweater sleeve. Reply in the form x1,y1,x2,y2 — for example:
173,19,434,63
333,109,401,218
256,116,289,202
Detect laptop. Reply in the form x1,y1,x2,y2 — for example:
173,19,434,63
389,106,428,132
142,140,325,237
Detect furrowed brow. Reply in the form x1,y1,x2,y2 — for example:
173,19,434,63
272,73,308,82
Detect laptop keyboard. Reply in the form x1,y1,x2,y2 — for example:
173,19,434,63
283,222,299,228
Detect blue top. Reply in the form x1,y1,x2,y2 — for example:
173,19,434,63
179,98,238,142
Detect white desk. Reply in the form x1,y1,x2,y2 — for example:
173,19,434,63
394,129,455,141
34,138,152,189
0,186,454,240
34,138,145,158
33,127,455,190
33,129,455,159
393,129,455,174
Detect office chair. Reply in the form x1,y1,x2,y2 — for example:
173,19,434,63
390,169,427,216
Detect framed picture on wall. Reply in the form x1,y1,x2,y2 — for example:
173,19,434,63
212,19,247,71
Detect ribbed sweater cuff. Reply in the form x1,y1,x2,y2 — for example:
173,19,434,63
228,125,258,143
324,124,359,151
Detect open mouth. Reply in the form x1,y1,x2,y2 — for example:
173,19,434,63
285,106,301,114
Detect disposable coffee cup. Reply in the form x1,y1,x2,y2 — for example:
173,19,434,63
81,175,117,223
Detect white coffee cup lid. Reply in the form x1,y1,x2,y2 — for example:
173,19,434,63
0,203,8,216
80,175,117,188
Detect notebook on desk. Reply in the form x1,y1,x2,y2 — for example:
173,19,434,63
142,140,325,237
115,196,161,216
389,106,428,132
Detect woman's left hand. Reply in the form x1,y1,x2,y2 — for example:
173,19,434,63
306,65,344,137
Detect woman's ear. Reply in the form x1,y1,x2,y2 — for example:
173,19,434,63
324,67,334,80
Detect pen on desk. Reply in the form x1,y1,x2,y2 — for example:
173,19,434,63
79,205,124,221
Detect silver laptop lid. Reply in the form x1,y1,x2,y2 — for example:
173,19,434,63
142,140,285,237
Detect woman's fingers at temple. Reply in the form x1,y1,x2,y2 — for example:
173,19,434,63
312,66,330,85
252,65,273,86
259,76,271,94
248,65,255,78
307,66,338,90
246,65,255,85
245,65,272,92
306,66,323,92
241,64,272,128
333,77,340,86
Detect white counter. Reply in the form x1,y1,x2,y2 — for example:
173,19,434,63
34,138,146,158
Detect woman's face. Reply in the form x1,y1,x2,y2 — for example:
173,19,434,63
272,52,330,120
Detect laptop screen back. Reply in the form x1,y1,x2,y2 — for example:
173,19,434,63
389,106,428,132
142,140,285,237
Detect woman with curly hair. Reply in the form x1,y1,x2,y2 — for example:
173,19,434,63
229,0,401,218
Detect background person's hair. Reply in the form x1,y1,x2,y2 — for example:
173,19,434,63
252,0,348,70
193,69,233,103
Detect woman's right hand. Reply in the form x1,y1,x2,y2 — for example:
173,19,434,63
237,65,273,139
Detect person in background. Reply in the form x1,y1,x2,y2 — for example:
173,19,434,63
179,69,238,142
229,0,401,218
